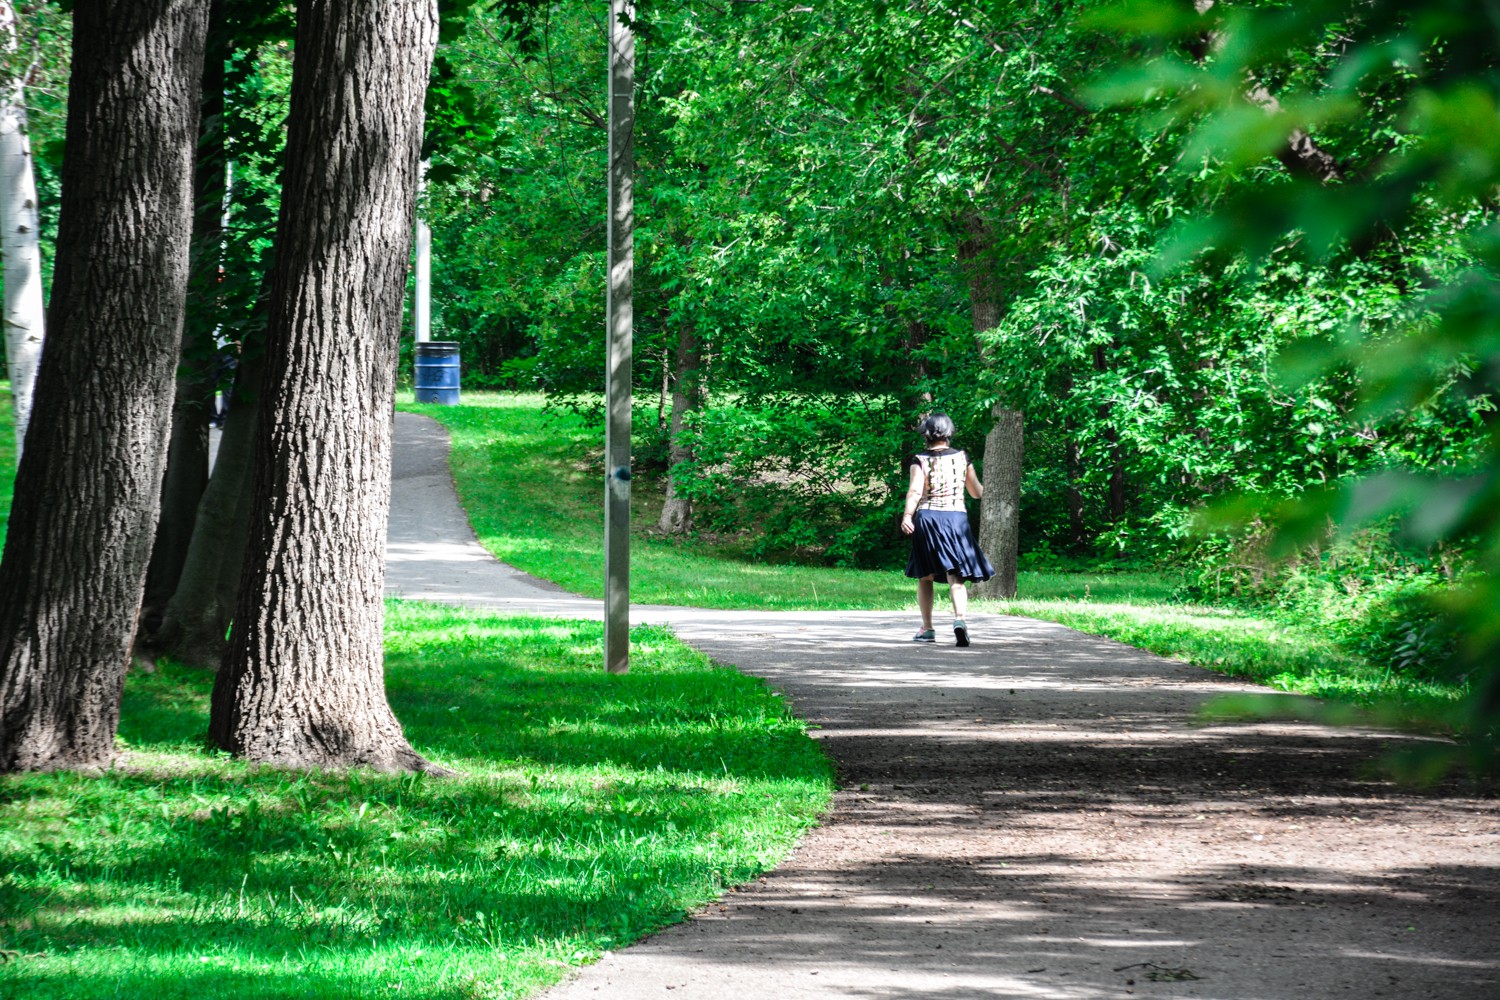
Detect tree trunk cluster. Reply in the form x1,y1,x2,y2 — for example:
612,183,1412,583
0,0,442,774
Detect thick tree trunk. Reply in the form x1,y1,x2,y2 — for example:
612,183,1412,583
0,0,208,772
0,2,44,459
142,4,227,632
151,332,264,668
210,0,441,772
959,214,1022,599
657,321,701,534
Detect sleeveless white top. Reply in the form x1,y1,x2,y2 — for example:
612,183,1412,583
915,449,967,512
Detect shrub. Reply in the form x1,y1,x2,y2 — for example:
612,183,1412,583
1186,521,1468,683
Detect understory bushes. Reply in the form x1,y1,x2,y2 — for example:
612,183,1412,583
1187,522,1469,685
662,395,911,568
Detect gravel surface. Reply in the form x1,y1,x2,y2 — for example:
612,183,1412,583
387,412,1499,1000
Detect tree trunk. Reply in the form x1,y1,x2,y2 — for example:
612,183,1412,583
1062,372,1085,550
0,0,209,772
959,213,1022,599
0,1,45,460
656,343,669,435
151,328,264,668
978,405,1023,598
1095,343,1127,523
657,321,700,534
210,0,441,772
141,1,227,633
1106,427,1126,522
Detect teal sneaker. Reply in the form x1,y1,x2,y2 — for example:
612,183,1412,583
912,628,936,643
954,620,970,647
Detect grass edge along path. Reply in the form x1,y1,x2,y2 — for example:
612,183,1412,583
0,604,834,1000
399,391,1465,728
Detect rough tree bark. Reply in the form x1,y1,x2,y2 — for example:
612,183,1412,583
657,321,701,534
959,214,1022,598
142,0,228,632
0,1,44,459
209,0,441,771
0,0,209,772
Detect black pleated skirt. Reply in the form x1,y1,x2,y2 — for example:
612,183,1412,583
905,509,995,583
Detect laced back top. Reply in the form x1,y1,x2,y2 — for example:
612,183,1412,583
914,448,968,512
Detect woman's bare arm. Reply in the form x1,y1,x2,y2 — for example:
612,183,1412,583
900,462,926,535
965,463,983,499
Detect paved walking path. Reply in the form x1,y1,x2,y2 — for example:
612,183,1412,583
385,412,1499,1000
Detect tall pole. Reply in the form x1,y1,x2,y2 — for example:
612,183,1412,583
414,161,431,343
414,216,431,343
604,0,634,674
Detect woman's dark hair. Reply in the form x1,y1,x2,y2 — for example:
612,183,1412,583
918,413,955,444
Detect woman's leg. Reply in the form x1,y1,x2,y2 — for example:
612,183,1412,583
918,576,935,630
946,572,968,620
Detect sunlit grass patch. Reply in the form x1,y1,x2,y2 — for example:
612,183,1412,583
0,602,833,1000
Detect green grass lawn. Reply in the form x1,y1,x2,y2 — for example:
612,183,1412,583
401,391,1466,724
0,605,833,999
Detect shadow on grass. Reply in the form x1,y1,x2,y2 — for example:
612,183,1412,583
0,609,832,1000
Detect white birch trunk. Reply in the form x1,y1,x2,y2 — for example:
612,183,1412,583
0,1,44,459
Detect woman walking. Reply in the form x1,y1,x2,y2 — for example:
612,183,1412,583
900,413,994,646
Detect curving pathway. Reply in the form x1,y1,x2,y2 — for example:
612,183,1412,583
386,412,1499,1000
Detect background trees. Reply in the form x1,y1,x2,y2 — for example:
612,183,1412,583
407,0,1491,740
421,1,1489,569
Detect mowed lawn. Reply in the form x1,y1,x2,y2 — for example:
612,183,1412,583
0,608,833,1000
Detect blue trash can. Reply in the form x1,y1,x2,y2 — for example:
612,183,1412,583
414,341,460,405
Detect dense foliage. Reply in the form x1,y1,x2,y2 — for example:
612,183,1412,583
422,3,1485,549
1091,0,1499,763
